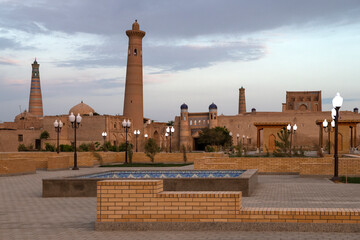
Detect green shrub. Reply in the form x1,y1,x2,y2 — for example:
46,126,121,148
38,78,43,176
205,145,215,152
18,144,27,152
45,143,55,152
60,144,74,152
79,143,90,152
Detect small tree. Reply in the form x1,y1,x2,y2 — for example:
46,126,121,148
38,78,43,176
145,138,160,162
234,142,243,157
40,131,50,140
273,128,291,157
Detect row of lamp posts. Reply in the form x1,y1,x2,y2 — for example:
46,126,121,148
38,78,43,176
53,115,152,169
229,132,249,147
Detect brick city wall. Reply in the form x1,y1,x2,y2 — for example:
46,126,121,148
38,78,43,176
194,157,360,176
96,180,360,224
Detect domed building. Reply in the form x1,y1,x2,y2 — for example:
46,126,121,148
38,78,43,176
69,101,95,116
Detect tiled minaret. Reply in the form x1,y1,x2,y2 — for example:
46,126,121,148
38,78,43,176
28,58,43,117
123,20,146,133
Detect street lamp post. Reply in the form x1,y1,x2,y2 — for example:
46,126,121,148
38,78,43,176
332,92,343,181
165,132,169,152
134,130,140,152
166,126,175,153
122,119,131,164
69,112,82,170
53,120,63,154
246,136,249,151
287,123,297,156
102,132,107,151
322,119,335,154
236,133,240,145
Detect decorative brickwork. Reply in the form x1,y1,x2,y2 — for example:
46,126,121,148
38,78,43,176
97,180,241,223
97,180,360,224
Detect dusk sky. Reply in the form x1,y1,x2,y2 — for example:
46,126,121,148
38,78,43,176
1,0,360,123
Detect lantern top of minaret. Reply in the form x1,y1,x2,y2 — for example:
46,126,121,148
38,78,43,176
132,19,140,30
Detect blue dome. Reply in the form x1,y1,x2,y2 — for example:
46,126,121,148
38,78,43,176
180,103,188,109
209,102,217,110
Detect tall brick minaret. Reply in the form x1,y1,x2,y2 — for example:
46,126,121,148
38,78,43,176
28,58,43,117
238,87,246,114
123,20,145,134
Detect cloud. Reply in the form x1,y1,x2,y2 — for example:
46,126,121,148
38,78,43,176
0,57,20,66
1,0,360,38
145,41,266,72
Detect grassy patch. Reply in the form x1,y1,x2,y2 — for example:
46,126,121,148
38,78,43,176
100,163,193,168
340,176,360,184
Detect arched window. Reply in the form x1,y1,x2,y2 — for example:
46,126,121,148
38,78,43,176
134,49,137,56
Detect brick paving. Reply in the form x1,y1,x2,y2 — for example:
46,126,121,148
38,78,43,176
0,166,359,239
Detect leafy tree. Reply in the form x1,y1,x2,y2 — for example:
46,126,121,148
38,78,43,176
198,127,232,148
167,121,174,126
40,131,50,140
273,128,291,157
145,138,160,162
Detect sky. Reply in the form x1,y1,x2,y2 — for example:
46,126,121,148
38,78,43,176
1,0,360,123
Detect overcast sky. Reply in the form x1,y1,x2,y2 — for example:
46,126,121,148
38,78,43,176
1,0,360,122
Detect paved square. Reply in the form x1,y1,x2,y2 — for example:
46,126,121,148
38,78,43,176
1,166,359,239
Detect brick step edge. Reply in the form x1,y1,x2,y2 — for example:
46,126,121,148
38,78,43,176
95,222,360,232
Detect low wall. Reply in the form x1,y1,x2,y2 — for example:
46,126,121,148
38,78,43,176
195,157,360,176
47,156,70,170
96,180,241,223
96,180,360,231
0,159,36,176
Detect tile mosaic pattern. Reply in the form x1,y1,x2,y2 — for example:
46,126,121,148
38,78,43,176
77,170,245,179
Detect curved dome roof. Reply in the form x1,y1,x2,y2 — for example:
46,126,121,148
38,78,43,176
69,101,95,116
180,103,188,110
209,102,217,110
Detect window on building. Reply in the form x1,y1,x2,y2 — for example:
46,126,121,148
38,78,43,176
114,123,117,129
134,49,137,56
190,120,192,125
18,134,23,142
